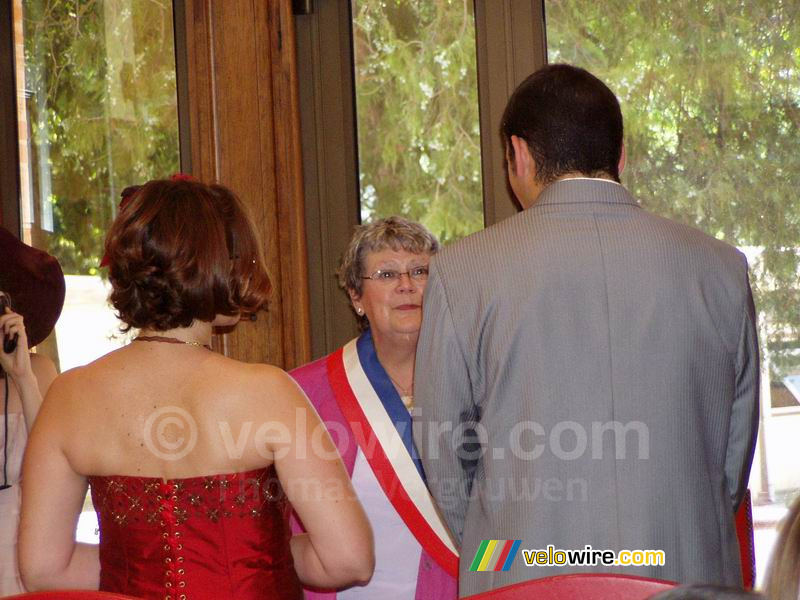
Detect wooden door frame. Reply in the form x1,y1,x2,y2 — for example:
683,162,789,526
295,0,547,359
182,0,311,369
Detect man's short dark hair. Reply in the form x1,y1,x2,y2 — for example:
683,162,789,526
501,63,624,184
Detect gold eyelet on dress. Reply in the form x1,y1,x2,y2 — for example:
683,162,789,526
177,544,183,550
165,582,173,588
165,557,172,564
178,581,186,588
179,595,187,600
177,568,185,575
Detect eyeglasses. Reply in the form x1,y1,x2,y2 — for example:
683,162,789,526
361,266,429,283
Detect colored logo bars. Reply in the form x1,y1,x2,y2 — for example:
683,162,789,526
469,540,522,572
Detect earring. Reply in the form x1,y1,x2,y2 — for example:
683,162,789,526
356,307,364,315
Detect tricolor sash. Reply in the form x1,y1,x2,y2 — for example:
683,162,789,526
327,333,459,576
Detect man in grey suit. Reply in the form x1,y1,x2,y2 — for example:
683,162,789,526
413,64,759,596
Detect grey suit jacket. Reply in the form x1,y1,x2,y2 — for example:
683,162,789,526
413,179,759,597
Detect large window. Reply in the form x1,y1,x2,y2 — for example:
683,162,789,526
11,0,180,541
297,0,542,356
351,0,484,242
546,0,800,582
16,0,180,277
14,0,180,372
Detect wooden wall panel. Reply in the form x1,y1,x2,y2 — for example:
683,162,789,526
183,0,311,369
267,1,311,371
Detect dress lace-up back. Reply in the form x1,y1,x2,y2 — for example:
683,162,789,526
88,466,302,600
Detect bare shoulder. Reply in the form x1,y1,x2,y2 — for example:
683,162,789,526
212,355,294,386
37,364,85,408
239,361,305,397
220,360,311,416
26,365,89,444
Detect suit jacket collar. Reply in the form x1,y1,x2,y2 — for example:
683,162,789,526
533,178,640,208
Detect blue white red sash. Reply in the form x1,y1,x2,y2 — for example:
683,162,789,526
327,334,459,576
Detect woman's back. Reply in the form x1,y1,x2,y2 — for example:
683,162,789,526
57,343,303,599
58,342,283,479
19,179,373,596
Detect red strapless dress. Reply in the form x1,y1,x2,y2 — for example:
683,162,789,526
88,466,302,600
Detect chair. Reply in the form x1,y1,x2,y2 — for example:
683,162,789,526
4,592,141,600
462,573,677,599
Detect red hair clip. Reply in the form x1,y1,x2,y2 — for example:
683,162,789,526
170,173,195,182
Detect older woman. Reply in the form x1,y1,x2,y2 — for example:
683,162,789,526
291,216,458,599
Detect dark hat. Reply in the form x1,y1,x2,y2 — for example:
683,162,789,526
0,226,66,348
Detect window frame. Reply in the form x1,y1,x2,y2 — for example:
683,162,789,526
0,0,192,237
0,1,21,235
295,0,548,358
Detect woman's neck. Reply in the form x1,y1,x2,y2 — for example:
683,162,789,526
137,320,213,348
372,331,417,391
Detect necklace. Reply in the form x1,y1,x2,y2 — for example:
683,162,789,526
385,371,414,410
133,335,212,350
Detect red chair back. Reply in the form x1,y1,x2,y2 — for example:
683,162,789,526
463,573,677,599
4,592,141,599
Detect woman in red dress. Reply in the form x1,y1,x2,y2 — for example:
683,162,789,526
18,178,374,599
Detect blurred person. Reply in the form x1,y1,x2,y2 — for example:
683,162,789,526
0,227,62,595
291,216,458,599
763,494,800,600
18,178,373,599
414,64,759,596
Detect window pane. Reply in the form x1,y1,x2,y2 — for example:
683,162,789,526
13,0,180,542
15,0,179,370
545,0,800,582
351,0,484,243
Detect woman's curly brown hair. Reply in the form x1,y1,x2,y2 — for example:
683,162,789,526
104,178,271,332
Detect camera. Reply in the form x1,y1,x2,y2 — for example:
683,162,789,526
0,293,18,354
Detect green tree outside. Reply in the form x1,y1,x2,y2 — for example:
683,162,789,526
546,0,800,395
21,0,179,275
353,0,799,391
352,0,484,243
22,0,800,388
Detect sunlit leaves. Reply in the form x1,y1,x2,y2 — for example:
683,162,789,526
22,0,179,274
352,0,484,243
547,0,800,376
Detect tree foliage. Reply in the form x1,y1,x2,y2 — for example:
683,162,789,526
547,0,800,379
352,0,484,243
22,0,179,274
22,0,800,380
353,0,800,381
